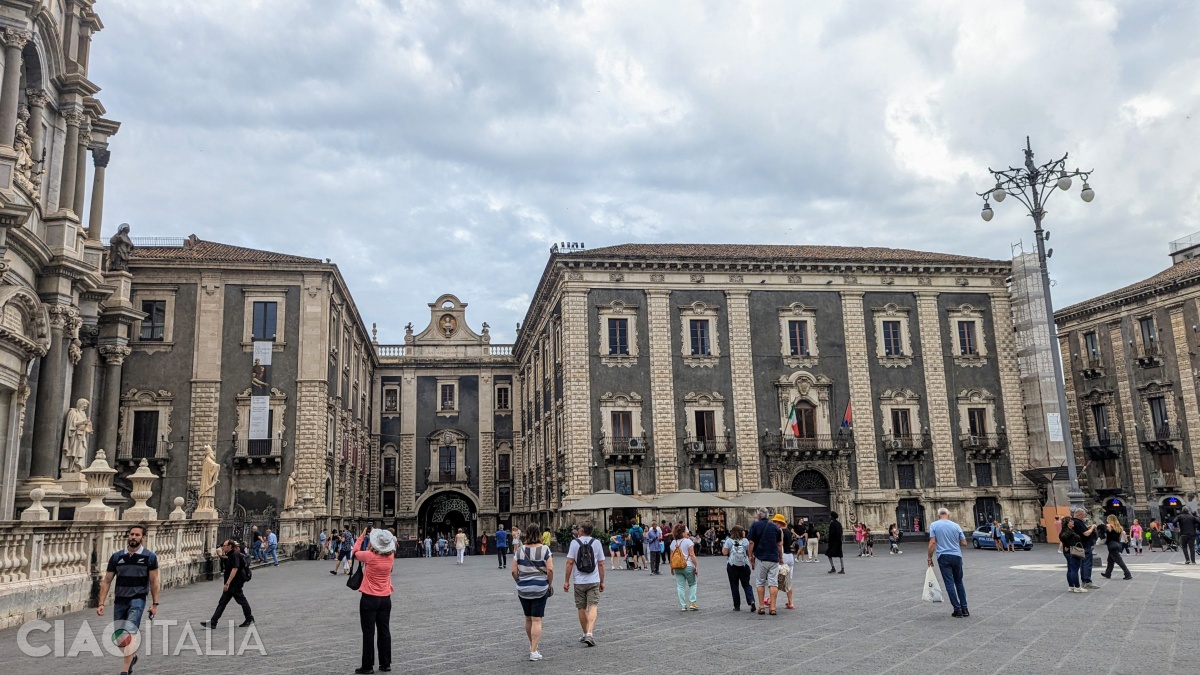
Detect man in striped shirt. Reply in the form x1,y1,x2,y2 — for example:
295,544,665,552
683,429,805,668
97,524,160,675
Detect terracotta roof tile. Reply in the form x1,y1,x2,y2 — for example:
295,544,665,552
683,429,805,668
130,235,321,264
577,243,1002,265
1056,256,1200,318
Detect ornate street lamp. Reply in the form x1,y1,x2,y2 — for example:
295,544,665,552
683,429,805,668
977,136,1094,510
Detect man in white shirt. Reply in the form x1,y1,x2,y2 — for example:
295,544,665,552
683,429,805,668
563,520,606,646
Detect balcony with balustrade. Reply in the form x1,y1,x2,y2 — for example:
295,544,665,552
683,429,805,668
1135,340,1163,368
1079,351,1105,379
599,434,648,464
116,437,173,468
682,436,734,464
959,432,1008,461
234,434,285,472
1082,430,1123,461
1138,423,1182,454
760,431,854,461
882,432,931,461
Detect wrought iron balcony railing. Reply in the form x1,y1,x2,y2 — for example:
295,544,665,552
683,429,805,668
960,433,1008,459
599,435,649,464
761,431,854,459
1139,423,1182,453
682,436,733,463
1082,431,1122,460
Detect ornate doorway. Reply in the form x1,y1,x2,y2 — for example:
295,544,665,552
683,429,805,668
974,497,1001,528
790,470,830,524
418,490,477,547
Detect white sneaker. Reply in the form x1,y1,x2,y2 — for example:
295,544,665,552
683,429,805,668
529,651,542,661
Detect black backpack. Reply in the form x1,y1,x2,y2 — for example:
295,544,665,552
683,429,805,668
574,537,597,574
238,552,252,583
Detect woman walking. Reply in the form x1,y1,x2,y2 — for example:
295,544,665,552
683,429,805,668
1148,519,1161,552
888,524,902,555
454,528,467,564
512,523,553,661
826,512,845,574
1059,517,1085,593
670,523,699,611
722,525,754,611
353,527,395,674
1100,515,1132,580
1130,519,1143,556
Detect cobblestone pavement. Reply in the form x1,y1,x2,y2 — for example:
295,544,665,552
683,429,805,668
2,544,1197,674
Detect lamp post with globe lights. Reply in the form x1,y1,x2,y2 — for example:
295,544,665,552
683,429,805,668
977,136,1094,511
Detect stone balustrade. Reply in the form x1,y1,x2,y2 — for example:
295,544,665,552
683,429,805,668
0,518,219,630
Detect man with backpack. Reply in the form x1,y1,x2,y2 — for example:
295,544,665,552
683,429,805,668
201,539,254,628
563,520,605,647
628,522,645,570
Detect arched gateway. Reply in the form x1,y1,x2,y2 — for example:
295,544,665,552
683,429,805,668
790,470,831,524
418,490,478,545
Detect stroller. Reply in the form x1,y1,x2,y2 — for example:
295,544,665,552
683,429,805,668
1160,529,1180,552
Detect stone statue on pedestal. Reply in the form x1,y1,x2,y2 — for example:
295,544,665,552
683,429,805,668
61,399,92,474
198,445,220,512
109,223,134,272
284,472,297,511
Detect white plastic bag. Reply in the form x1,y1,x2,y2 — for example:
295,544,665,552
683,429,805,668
922,566,944,603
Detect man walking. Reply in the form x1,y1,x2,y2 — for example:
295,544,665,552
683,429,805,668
1175,508,1199,565
628,521,645,569
424,534,432,558
264,528,279,566
202,539,254,629
96,524,160,675
249,525,262,562
747,508,783,615
495,524,510,568
1071,509,1099,589
645,521,662,574
928,508,969,617
563,520,605,646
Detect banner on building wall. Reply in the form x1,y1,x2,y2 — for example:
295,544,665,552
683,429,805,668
250,341,273,440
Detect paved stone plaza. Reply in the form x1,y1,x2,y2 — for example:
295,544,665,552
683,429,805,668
2,544,1196,674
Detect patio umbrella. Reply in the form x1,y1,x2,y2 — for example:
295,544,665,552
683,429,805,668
558,490,648,511
730,489,826,509
648,489,740,509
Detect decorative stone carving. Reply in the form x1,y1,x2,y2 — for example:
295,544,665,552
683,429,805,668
917,276,932,286
1,28,31,49
100,344,131,365
13,107,40,193
650,273,665,283
60,399,93,474
168,496,187,520
880,276,895,285
76,450,117,520
195,445,221,517
123,459,160,521
92,148,111,168
609,272,624,282
787,275,803,284
62,110,86,128
729,274,744,283
284,471,298,511
108,223,134,272
21,488,51,522
25,88,51,108
45,304,76,331
842,275,859,285
955,277,970,287
566,272,584,281
690,274,705,283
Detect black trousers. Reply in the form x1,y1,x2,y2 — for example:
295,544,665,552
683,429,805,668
359,593,392,670
1182,534,1197,563
726,563,753,608
497,546,508,567
1103,541,1131,577
650,549,661,573
210,582,252,623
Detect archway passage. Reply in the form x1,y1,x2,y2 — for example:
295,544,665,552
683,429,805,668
974,497,1001,528
419,491,478,550
790,470,830,525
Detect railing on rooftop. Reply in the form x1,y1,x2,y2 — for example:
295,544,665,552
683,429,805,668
130,237,189,247
375,344,515,359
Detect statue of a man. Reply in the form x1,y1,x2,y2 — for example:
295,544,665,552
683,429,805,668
284,472,297,511
108,223,134,272
199,445,220,509
61,399,92,474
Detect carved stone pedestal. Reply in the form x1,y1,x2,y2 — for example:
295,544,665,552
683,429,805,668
57,471,88,497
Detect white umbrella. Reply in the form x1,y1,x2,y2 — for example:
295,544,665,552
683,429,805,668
558,490,647,511
730,489,826,509
648,489,740,509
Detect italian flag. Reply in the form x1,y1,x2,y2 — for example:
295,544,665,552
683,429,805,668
786,402,800,437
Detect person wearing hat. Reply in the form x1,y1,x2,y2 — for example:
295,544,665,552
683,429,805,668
747,508,784,615
353,526,396,674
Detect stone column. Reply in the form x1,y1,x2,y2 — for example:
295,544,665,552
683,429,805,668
71,324,100,432
29,305,74,482
0,29,30,148
915,291,958,491
58,111,83,212
96,345,130,457
724,289,760,492
86,148,110,240
840,291,881,490
559,288,593,497
25,89,49,160
72,121,90,220
646,288,679,494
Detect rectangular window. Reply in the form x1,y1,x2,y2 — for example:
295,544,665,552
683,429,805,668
695,410,716,441
1084,332,1100,360
608,318,629,355
252,301,278,341
883,320,904,356
788,320,809,356
383,389,398,412
1139,317,1156,348
496,386,510,411
499,487,511,513
891,408,912,438
974,463,993,487
698,469,718,493
614,469,633,495
248,410,274,456
1149,396,1169,435
611,411,633,440
139,300,166,341
1091,404,1109,439
439,446,456,480
132,410,159,459
383,491,396,516
498,454,511,481
440,384,456,411
967,408,987,437
958,321,978,356
689,319,711,356
383,456,397,484
897,464,916,489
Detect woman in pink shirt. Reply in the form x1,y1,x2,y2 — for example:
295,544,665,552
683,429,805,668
353,527,395,674
1130,519,1143,556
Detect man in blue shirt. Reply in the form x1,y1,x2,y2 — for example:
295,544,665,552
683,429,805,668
495,524,510,568
747,508,784,615
265,528,279,566
928,508,969,617
97,524,160,675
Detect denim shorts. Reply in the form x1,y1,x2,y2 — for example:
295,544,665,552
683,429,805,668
113,597,146,634
519,594,548,618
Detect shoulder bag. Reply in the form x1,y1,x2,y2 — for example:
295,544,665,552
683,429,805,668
1069,543,1086,559
347,559,364,590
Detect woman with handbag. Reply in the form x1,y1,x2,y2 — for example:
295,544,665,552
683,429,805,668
351,527,396,674
512,523,554,661
1059,517,1086,593
1100,515,1132,580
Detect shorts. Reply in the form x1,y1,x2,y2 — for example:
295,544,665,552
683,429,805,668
113,597,146,634
519,594,548,618
573,583,600,609
338,550,350,561
754,561,780,588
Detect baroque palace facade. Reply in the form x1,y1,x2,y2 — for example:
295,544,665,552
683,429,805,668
1055,233,1200,523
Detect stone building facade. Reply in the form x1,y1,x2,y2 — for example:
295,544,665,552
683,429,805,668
0,0,127,520
1055,235,1200,523
512,244,1042,533
117,235,376,531
373,295,516,542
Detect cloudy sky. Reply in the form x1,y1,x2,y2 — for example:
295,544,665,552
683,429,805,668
89,0,1200,343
